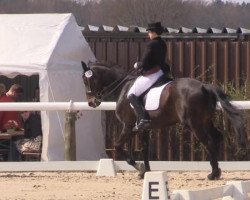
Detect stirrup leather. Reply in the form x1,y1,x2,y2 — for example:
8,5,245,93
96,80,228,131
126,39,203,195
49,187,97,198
133,119,151,131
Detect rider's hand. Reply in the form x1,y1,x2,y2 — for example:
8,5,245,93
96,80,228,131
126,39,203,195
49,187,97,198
134,62,141,70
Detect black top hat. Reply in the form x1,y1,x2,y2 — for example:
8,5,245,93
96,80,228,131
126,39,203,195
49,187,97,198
146,22,164,33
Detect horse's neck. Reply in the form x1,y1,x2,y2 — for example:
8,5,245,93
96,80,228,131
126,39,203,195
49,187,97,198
103,75,134,102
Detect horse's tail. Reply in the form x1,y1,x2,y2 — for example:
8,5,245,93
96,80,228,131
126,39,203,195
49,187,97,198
203,84,247,149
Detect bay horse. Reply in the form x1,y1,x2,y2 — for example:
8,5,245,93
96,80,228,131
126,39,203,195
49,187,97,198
81,61,248,180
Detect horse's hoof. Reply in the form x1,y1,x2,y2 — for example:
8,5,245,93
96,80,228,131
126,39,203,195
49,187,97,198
207,168,221,180
134,163,145,172
138,172,145,179
135,163,147,179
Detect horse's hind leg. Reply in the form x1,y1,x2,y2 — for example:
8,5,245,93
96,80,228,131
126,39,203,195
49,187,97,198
191,122,223,180
206,124,223,180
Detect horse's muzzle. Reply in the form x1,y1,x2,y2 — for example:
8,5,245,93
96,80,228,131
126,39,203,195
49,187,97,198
88,98,101,108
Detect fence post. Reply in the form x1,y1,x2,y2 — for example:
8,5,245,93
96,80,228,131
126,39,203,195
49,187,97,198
64,111,76,161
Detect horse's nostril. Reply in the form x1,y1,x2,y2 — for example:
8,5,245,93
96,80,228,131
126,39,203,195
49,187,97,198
88,101,97,108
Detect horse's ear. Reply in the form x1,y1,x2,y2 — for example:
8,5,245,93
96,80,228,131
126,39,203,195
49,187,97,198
81,61,89,72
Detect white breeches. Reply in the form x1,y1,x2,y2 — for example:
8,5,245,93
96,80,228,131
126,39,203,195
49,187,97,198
127,70,164,97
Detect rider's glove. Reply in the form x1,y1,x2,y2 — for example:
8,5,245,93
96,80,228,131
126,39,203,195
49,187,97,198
134,62,141,70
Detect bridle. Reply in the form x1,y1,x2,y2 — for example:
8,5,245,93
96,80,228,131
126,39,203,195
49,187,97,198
83,68,103,105
83,63,136,103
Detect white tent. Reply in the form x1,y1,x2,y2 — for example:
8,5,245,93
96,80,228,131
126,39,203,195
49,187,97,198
0,13,107,160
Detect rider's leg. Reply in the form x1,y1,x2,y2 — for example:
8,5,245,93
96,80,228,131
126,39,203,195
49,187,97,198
127,70,164,131
127,94,150,130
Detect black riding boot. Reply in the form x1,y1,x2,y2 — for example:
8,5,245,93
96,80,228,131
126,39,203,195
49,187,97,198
128,94,151,131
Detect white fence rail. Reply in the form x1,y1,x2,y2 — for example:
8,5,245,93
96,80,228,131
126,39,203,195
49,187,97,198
0,101,250,111
0,101,116,111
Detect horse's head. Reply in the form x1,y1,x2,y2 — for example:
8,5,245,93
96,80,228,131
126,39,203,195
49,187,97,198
82,61,125,107
81,61,103,108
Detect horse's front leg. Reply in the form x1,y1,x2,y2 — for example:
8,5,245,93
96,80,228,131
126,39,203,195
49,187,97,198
136,130,151,179
114,124,137,167
127,137,136,166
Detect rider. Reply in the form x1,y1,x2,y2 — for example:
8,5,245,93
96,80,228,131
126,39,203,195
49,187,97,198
127,22,171,131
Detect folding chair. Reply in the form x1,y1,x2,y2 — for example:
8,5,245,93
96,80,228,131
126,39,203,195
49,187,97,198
21,151,41,161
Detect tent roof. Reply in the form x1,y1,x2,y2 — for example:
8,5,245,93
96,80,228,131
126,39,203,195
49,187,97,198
0,14,104,161
0,13,95,76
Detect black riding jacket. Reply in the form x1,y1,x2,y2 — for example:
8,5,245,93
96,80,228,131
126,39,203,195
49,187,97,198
139,36,170,74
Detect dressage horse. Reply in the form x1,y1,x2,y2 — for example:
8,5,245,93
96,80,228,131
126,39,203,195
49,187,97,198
81,61,248,180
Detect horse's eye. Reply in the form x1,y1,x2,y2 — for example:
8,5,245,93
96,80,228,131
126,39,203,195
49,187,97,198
97,92,101,97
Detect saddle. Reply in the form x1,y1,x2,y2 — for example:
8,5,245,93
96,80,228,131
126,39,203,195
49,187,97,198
139,75,173,111
140,75,173,99
151,75,173,88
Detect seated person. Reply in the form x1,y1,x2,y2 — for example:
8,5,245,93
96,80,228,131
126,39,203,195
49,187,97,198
15,111,42,154
0,84,23,132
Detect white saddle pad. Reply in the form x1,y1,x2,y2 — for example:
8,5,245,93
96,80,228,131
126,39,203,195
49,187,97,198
145,82,172,111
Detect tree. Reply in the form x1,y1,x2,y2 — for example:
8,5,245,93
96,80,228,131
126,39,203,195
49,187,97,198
0,0,250,28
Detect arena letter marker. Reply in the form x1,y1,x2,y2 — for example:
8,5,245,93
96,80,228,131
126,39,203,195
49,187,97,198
96,158,116,177
141,171,170,200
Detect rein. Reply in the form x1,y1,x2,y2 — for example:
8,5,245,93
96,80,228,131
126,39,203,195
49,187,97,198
99,68,136,100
